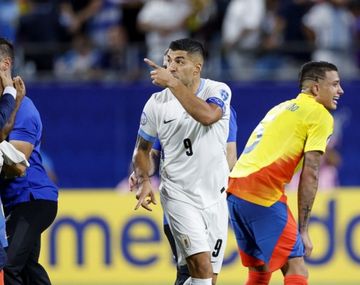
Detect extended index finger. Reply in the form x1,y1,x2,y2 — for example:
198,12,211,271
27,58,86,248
144,58,161,70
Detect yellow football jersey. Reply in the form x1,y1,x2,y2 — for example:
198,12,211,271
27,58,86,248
228,93,334,206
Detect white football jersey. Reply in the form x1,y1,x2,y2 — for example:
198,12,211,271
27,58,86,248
138,79,232,208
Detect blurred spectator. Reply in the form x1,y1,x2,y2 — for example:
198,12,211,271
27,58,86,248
0,0,20,42
4,0,360,82
100,26,129,80
349,0,360,68
277,0,313,63
16,0,61,72
221,0,265,80
58,0,102,41
121,1,145,44
137,0,192,65
187,0,216,37
303,0,358,78
86,0,123,49
17,0,31,14
190,0,230,42
261,0,314,80
54,33,102,80
189,0,230,79
120,1,146,79
255,0,285,79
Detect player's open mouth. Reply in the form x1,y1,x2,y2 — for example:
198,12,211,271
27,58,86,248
333,96,340,105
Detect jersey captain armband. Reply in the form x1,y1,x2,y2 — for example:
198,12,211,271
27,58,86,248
206,97,226,114
152,139,161,151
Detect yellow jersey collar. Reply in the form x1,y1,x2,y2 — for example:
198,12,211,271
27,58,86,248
296,93,316,101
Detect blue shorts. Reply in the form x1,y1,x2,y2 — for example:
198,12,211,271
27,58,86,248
227,194,304,271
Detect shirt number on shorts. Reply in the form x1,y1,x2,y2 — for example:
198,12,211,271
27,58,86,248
212,239,223,257
183,138,193,156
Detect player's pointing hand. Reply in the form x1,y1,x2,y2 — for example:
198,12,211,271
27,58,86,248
144,58,161,69
144,58,176,88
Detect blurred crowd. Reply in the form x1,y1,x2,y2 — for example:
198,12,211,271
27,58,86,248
1,0,360,82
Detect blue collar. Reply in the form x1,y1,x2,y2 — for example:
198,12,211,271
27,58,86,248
195,78,205,96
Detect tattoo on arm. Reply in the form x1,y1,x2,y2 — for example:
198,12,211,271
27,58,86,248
136,136,152,152
298,151,322,232
133,136,153,184
299,205,312,231
306,153,321,173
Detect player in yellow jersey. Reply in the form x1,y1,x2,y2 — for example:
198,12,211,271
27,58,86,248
227,61,344,285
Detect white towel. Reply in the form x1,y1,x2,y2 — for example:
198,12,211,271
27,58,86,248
0,141,30,167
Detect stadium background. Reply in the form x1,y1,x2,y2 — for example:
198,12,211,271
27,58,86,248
2,0,360,283
32,81,359,188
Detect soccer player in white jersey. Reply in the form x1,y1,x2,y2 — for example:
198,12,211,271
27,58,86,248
132,38,232,285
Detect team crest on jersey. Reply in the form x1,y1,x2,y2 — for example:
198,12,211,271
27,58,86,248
140,112,148,125
179,234,191,250
220,89,229,101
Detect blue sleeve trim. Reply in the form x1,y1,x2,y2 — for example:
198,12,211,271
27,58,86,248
138,129,157,143
206,97,226,114
227,106,238,142
152,139,162,151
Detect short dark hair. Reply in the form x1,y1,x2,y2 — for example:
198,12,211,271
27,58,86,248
298,61,338,89
169,38,205,60
0,37,15,64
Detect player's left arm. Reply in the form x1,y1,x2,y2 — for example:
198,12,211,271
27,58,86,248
298,107,333,256
297,150,322,257
132,135,157,211
133,136,153,184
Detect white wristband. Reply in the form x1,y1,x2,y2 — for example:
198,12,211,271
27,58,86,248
3,86,17,99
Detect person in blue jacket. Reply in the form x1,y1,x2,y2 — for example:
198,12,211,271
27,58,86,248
0,37,58,285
